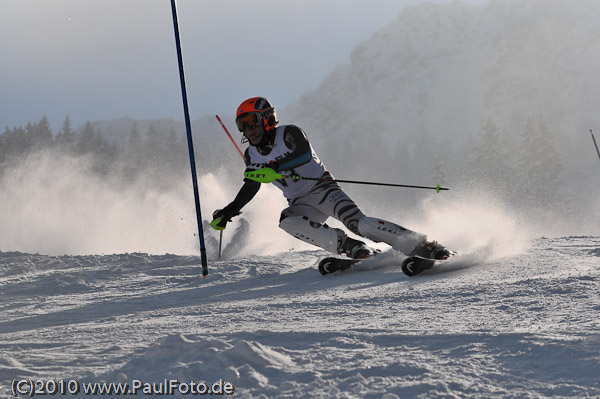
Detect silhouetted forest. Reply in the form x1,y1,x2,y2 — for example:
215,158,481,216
311,114,569,218
1,114,569,218
0,116,191,190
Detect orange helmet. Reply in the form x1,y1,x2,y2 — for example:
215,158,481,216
235,97,278,132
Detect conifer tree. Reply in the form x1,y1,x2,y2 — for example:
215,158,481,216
165,127,186,172
121,123,143,180
32,116,53,149
56,116,76,149
143,123,162,170
468,117,516,196
516,117,564,211
0,127,10,166
76,121,98,154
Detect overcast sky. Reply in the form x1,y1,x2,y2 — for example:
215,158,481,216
1,0,487,131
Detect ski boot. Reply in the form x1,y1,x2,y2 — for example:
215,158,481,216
409,239,451,260
402,239,451,276
338,237,376,259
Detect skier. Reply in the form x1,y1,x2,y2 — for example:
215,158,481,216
211,96,449,261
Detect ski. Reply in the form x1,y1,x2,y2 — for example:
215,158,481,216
318,257,363,275
400,252,457,276
400,255,436,276
318,252,457,276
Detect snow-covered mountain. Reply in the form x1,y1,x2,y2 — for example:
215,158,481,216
284,0,600,155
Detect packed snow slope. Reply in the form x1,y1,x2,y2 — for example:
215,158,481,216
1,235,599,398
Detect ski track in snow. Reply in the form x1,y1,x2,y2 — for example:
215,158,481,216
1,237,599,398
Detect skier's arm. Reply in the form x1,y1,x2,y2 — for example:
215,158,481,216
269,125,312,171
232,179,261,210
211,150,262,230
211,180,260,230
226,148,264,212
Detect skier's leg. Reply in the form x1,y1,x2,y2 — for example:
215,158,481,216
357,216,426,255
289,181,448,258
279,206,373,258
279,215,342,254
279,205,343,254
288,181,365,234
357,216,450,258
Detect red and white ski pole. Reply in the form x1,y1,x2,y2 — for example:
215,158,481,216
214,115,246,258
216,115,244,160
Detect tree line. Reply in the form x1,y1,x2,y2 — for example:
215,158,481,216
0,116,190,188
313,115,567,217
1,114,568,216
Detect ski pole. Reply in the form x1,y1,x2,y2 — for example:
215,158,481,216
218,230,223,259
591,129,600,166
244,167,449,193
216,115,244,160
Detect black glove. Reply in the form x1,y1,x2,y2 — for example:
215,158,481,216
210,203,240,230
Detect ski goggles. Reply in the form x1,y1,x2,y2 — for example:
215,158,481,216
235,112,262,132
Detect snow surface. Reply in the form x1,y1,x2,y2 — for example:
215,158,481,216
1,236,599,398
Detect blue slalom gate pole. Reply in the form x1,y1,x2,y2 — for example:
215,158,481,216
170,0,209,277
